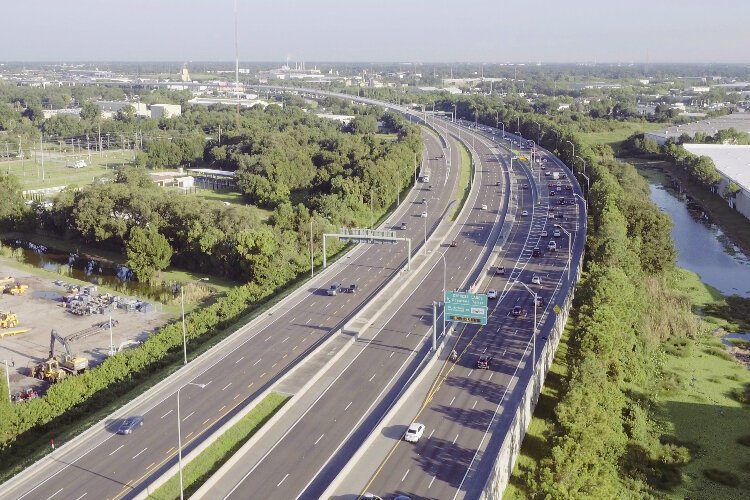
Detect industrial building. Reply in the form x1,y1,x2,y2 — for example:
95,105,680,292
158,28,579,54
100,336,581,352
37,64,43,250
645,113,750,145
150,104,182,119
683,144,750,221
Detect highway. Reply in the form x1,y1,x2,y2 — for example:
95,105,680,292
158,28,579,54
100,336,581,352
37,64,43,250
207,116,513,499
355,122,586,500
1,118,459,500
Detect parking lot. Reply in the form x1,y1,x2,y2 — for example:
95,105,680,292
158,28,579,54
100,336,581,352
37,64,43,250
0,263,168,396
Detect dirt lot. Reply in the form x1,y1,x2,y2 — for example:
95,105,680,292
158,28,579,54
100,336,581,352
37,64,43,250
0,263,168,396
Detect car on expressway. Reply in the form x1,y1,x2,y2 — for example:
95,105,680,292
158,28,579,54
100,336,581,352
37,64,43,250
400,222,408,230
450,240,458,247
495,266,505,275
487,289,498,299
536,296,546,307
404,423,425,443
481,204,488,210
476,355,493,369
554,229,561,237
531,275,542,285
532,248,543,257
327,283,340,296
541,230,548,237
512,305,525,317
420,211,427,218
547,240,557,252
522,210,528,216
117,416,144,435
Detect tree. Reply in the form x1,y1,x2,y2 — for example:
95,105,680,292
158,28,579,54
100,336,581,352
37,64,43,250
22,103,44,123
723,181,741,200
125,227,173,282
0,173,27,230
80,101,101,122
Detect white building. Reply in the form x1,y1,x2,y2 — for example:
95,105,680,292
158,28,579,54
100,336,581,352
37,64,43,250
95,101,149,119
683,144,750,221
644,113,750,145
151,104,182,119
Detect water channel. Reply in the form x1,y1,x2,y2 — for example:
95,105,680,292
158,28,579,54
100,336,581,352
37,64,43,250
642,168,750,297
0,239,178,302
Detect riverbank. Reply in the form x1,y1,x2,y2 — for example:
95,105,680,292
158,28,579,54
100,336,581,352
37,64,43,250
505,268,750,499
622,155,750,260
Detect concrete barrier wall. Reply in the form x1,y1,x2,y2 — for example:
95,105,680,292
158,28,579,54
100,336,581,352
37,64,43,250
479,251,583,499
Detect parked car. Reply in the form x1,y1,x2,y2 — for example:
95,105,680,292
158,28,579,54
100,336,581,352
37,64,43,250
118,416,144,435
404,423,425,443
476,355,493,369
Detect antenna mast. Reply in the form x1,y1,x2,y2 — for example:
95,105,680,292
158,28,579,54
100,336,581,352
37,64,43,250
235,0,240,129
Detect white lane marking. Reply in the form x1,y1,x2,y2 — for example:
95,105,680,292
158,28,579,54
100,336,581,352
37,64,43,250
277,474,289,487
265,335,272,342
472,400,478,409
289,317,296,323
429,429,435,439
428,475,436,489
235,356,245,364
183,411,195,422
46,489,63,500
402,469,410,482
222,382,232,391
369,373,376,382
482,347,487,353
253,359,262,366
452,434,459,444
315,434,324,445
450,396,456,406
468,369,474,377
282,336,290,343
389,352,395,358
306,318,312,325
219,405,226,412
161,410,173,419
132,448,148,460
108,445,124,456
74,494,87,500
345,401,353,411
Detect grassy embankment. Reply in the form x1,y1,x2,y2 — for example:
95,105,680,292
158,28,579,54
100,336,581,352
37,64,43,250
148,393,289,500
451,140,473,221
505,122,750,498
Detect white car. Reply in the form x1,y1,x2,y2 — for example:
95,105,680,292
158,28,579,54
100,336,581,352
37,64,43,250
553,229,561,237
481,204,488,210
541,230,548,237
420,211,428,218
404,423,425,443
521,210,529,216
487,289,498,299
531,275,541,285
547,240,557,251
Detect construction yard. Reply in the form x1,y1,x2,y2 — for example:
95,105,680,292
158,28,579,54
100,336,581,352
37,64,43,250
0,263,168,399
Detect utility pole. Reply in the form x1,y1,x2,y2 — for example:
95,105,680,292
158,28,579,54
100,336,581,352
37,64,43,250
234,0,241,129
40,134,45,181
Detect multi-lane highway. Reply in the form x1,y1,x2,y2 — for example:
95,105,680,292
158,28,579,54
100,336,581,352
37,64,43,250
356,122,585,500
1,116,460,500
203,115,512,500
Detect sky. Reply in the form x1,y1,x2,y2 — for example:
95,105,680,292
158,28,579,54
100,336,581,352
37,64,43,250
2,0,748,63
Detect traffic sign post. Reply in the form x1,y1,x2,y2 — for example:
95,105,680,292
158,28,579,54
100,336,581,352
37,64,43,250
444,291,488,326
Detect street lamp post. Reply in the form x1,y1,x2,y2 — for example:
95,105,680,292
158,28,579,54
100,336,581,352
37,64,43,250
579,172,591,195
515,280,538,365
181,278,209,365
500,121,505,139
555,224,572,281
575,155,587,176
310,218,315,278
423,215,428,256
565,140,575,168
177,382,206,500
3,360,10,402
439,251,447,341
533,121,541,145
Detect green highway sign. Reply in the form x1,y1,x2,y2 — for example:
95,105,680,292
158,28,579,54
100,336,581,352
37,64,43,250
445,291,488,326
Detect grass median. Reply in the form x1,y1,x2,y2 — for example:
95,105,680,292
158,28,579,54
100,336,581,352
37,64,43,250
450,140,473,221
148,393,289,500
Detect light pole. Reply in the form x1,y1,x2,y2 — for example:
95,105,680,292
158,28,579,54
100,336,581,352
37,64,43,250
515,280,538,366
500,121,505,139
575,155,587,176
3,360,10,402
310,217,315,278
533,121,542,144
177,382,206,500
579,172,591,195
181,277,209,365
565,140,575,167
555,224,572,281
452,104,457,123
423,215,428,256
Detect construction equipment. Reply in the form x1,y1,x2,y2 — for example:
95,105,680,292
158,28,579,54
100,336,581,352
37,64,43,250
32,359,68,383
48,329,88,374
11,387,39,403
0,312,19,329
0,328,30,338
4,284,28,295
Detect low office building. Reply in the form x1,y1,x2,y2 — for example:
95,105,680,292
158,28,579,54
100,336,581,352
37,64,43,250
683,144,750,221
645,112,750,145
150,104,182,119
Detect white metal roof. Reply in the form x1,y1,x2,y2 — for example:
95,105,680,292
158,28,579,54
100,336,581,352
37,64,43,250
683,144,750,191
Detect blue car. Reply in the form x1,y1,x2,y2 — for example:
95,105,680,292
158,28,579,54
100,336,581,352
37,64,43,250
118,415,144,435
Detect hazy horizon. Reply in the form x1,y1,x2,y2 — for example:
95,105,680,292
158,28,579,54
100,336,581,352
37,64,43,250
2,0,748,64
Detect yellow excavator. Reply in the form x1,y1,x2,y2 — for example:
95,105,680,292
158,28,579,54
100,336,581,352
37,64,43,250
0,312,19,329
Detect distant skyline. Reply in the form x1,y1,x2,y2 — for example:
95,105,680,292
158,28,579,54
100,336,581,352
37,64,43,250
2,0,749,63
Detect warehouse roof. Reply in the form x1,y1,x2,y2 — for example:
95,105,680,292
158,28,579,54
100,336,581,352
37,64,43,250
646,112,750,142
683,144,750,191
